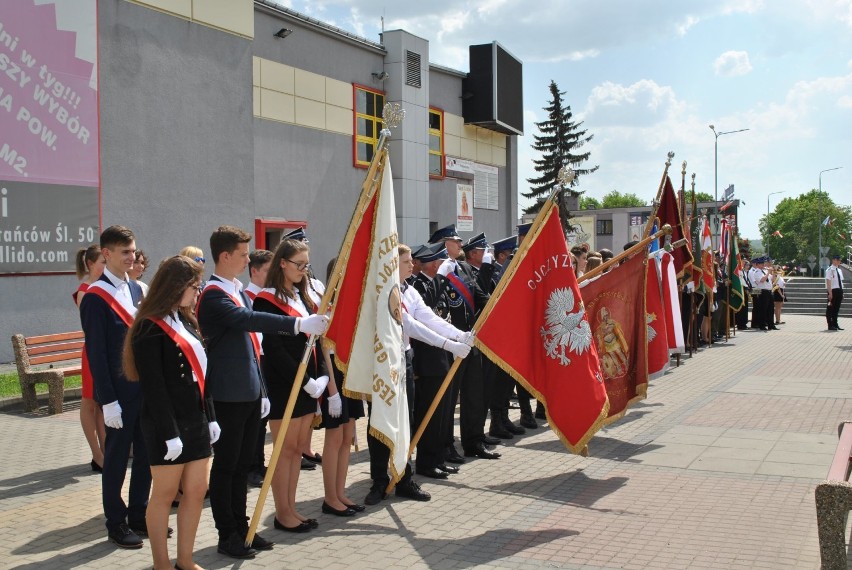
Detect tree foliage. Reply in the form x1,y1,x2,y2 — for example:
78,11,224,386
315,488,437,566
580,196,601,209
524,80,598,232
760,189,851,271
694,191,715,203
600,190,646,209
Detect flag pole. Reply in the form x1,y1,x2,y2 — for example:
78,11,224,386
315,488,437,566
246,106,401,548
643,151,675,239
393,169,575,495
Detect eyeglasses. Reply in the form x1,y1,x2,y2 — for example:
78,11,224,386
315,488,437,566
284,258,311,271
194,257,206,264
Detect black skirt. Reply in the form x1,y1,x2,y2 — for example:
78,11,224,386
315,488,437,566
143,416,211,466
320,361,364,429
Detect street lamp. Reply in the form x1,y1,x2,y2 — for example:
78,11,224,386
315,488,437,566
766,191,785,258
818,166,843,277
710,125,749,248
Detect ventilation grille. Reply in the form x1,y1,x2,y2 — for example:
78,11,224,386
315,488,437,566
405,50,421,87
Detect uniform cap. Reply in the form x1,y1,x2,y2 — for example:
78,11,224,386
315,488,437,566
492,235,518,253
462,232,488,253
429,224,462,243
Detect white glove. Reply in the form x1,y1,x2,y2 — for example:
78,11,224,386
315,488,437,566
437,259,455,277
303,375,330,399
164,437,183,461
260,397,271,419
456,330,475,346
103,401,123,429
444,339,471,359
483,251,494,264
208,421,221,444
327,393,342,418
297,314,329,336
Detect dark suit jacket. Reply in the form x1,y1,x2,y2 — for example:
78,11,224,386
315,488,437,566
442,261,490,331
411,273,452,377
196,276,298,403
133,317,215,442
80,274,143,406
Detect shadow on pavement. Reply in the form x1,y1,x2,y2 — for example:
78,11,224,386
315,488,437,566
11,515,111,564
0,464,90,501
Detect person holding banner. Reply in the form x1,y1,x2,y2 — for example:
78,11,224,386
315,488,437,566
79,225,150,549
123,255,213,570
253,238,340,529
197,226,328,559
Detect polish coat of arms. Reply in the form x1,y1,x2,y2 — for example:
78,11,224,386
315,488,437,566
540,287,593,366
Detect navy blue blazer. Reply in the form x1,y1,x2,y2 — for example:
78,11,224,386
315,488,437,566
196,276,299,403
80,274,143,406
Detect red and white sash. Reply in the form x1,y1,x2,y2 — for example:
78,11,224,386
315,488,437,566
202,281,262,360
256,289,317,362
150,314,208,396
87,279,137,327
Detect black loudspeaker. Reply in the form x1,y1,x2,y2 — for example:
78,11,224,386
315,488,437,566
462,42,523,136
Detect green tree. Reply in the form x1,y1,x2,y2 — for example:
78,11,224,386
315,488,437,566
524,80,598,232
580,196,601,209
600,190,646,209
760,189,851,271
695,191,715,203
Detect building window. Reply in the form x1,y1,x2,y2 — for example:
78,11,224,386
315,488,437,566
353,85,384,168
596,219,613,235
254,219,306,251
429,108,444,178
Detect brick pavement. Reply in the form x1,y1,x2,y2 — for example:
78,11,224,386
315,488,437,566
0,314,849,569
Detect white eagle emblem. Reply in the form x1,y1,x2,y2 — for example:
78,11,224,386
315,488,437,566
540,287,593,366
646,312,657,343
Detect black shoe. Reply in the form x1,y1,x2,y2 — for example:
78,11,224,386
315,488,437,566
445,447,466,464
828,326,839,331
107,523,143,549
488,423,513,439
306,518,319,528
415,466,448,479
482,435,501,445
247,469,265,488
217,531,257,559
768,326,779,331
502,417,526,435
273,518,311,533
128,519,172,538
437,464,459,474
300,457,317,470
464,443,501,459
519,413,539,429
534,404,546,420
90,459,103,473
837,326,845,331
364,483,387,505
395,480,431,501
322,501,356,516
302,452,322,464
248,533,274,551
342,502,366,512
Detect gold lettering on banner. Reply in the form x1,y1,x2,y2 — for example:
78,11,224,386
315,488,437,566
377,233,399,257
527,253,573,291
372,373,397,406
373,334,388,363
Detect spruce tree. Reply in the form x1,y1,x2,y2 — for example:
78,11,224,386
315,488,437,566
524,80,598,233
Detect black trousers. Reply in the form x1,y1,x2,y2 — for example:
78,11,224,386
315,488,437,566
367,350,414,485
459,348,487,449
487,360,515,413
752,291,770,329
102,400,151,532
209,399,261,540
827,288,844,327
442,375,461,452
414,374,449,470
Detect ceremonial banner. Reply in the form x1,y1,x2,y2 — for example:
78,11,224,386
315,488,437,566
324,162,408,482
700,216,714,293
580,252,648,424
727,229,745,312
656,177,693,277
660,252,685,353
475,203,609,453
646,257,669,380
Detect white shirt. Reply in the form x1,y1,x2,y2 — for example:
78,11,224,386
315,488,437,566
748,267,771,291
102,267,137,315
245,282,263,298
400,282,463,350
826,265,843,289
209,274,244,302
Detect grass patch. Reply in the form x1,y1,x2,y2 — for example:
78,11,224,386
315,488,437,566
0,372,82,398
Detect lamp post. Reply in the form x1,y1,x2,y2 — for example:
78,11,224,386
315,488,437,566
710,125,749,249
766,191,785,258
818,166,843,277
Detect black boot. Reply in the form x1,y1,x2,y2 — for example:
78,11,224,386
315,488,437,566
519,411,538,429
488,409,513,439
502,409,525,435
534,401,546,420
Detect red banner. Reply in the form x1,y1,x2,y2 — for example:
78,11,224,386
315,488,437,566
656,176,693,277
475,204,609,453
646,258,669,379
579,252,648,424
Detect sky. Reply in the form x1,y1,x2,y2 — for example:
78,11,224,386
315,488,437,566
278,0,851,240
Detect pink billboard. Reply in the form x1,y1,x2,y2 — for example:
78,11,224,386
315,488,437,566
0,0,99,273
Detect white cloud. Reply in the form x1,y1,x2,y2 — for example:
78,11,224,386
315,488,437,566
584,80,683,127
714,51,753,77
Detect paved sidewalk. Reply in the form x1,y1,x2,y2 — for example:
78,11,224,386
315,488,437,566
0,314,849,569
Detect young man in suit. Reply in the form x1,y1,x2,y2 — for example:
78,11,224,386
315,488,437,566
197,226,328,559
80,225,151,549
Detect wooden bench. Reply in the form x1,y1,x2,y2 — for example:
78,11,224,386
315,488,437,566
815,421,852,569
11,331,84,415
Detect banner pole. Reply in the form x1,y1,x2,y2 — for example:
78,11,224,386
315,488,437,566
643,151,675,239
